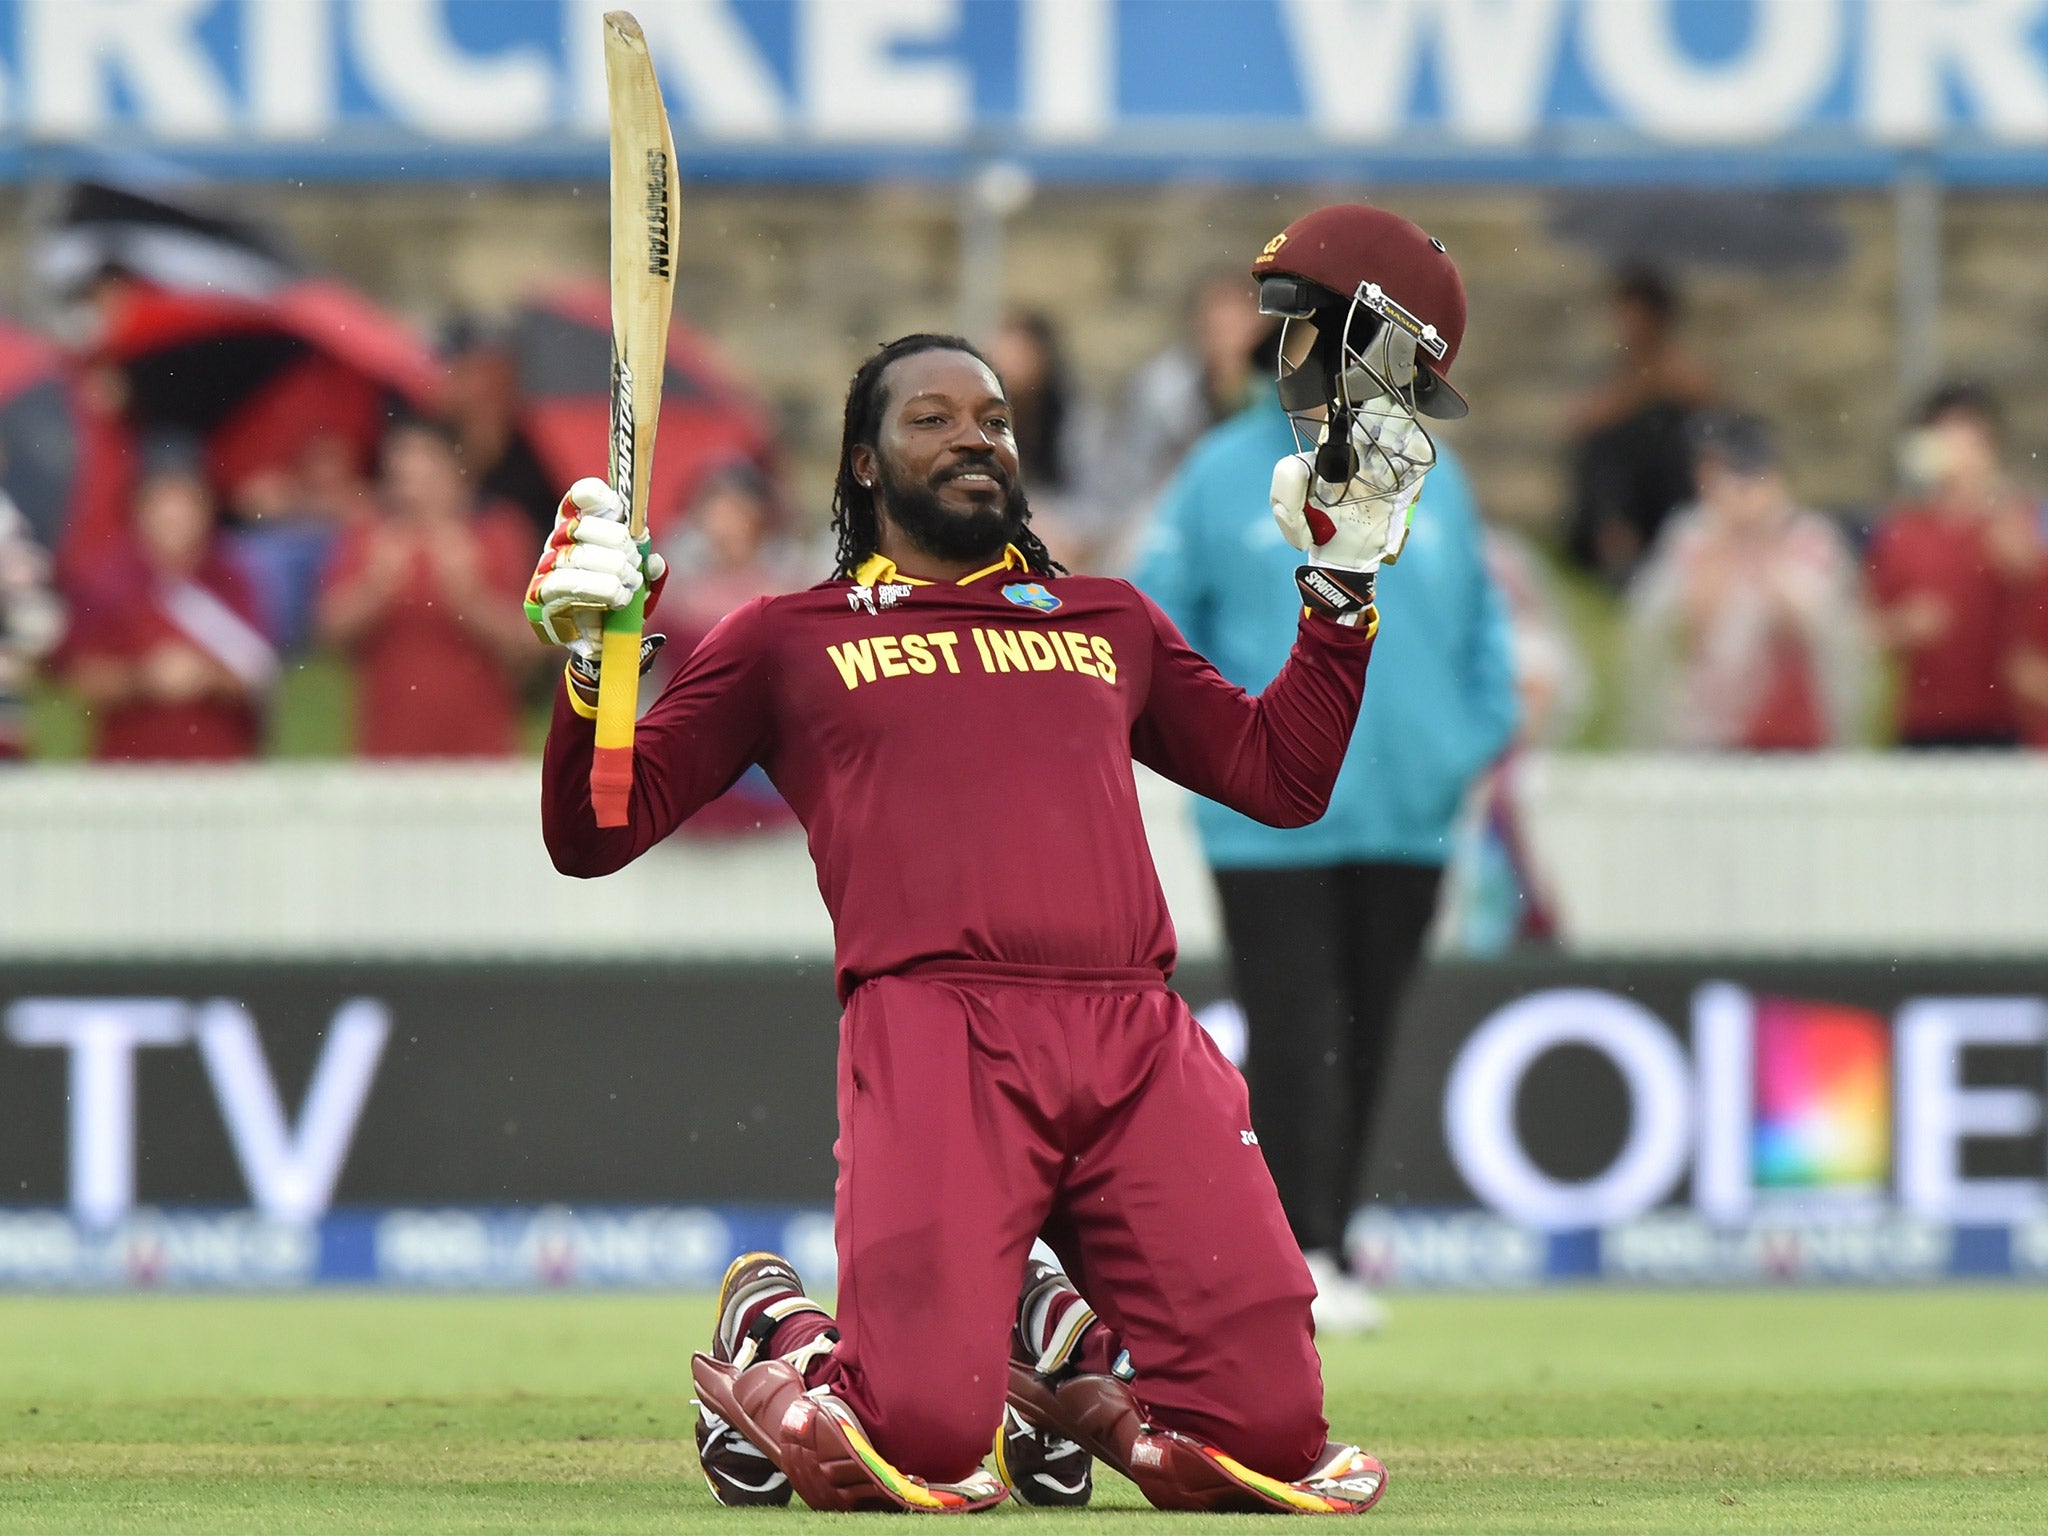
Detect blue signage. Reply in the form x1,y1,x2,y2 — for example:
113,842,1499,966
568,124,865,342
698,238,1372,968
0,1,2045,184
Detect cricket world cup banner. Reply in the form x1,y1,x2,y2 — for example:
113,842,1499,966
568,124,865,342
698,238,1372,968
0,959,2043,1287
1,0,2046,184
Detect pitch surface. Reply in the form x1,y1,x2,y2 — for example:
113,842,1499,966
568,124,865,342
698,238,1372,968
1,1290,2041,1532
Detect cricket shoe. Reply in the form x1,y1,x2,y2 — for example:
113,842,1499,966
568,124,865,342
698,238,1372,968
691,1250,832,1507
996,1259,1107,1506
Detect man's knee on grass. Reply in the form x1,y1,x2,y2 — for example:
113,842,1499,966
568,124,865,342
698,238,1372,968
857,1367,1010,1485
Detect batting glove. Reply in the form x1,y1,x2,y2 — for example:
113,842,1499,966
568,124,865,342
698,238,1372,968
1271,415,1429,626
524,477,668,658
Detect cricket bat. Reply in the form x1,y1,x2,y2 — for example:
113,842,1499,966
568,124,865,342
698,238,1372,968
591,9,680,827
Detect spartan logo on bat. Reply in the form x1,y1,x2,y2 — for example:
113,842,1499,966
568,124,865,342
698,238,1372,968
644,149,672,279
611,351,635,513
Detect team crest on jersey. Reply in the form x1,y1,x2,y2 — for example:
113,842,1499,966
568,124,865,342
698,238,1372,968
848,582,913,615
1001,582,1061,614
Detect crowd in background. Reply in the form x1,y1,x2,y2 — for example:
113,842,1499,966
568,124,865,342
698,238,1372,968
2,185,2047,773
1565,266,2048,753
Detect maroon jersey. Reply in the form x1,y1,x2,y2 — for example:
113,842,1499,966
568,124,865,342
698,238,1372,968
543,547,1374,998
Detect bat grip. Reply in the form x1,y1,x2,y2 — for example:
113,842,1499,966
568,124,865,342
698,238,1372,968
589,586,647,828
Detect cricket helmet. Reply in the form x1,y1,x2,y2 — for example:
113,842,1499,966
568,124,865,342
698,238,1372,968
1252,204,1467,509
1254,203,1467,419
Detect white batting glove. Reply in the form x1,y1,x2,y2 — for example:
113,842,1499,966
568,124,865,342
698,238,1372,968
523,477,668,657
1270,411,1430,574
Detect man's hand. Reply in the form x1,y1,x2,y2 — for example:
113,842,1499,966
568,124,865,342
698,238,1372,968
138,642,224,704
524,478,668,656
1270,413,1428,627
1269,411,1429,574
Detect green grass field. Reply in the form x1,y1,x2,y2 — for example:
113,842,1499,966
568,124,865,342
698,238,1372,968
0,1289,2041,1533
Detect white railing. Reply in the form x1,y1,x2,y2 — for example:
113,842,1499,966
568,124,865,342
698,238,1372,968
1519,753,2048,956
3,755,2047,959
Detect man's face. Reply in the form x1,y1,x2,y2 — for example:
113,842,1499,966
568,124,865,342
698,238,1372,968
134,472,214,575
381,428,468,524
859,349,1028,564
1926,409,2001,498
1698,458,1788,534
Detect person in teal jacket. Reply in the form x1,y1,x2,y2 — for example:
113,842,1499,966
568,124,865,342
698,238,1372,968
1132,386,1518,1329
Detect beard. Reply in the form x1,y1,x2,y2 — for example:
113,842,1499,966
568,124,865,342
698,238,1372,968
876,456,1031,567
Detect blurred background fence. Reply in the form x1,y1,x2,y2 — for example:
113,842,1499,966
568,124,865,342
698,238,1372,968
8,757,2048,958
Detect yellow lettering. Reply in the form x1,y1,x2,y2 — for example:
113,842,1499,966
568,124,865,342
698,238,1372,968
1018,631,1061,671
971,627,995,672
1063,631,1098,678
827,639,877,690
1091,635,1117,686
988,629,1030,673
902,634,936,675
871,634,909,678
928,631,962,673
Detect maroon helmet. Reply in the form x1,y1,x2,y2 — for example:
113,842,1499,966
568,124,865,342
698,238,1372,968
1253,203,1468,422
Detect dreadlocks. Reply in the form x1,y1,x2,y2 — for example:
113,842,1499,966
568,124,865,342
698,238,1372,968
830,333,1064,580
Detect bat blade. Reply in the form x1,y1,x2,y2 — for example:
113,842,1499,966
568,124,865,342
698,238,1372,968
592,9,680,828
603,8,679,542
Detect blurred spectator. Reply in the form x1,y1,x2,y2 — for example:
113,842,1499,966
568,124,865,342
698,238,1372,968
651,463,805,833
59,443,275,761
316,420,541,758
0,490,63,758
226,429,376,653
656,462,805,656
1565,264,1718,585
441,315,564,542
2011,574,2048,748
1108,272,1278,542
1627,412,1868,751
1439,527,1591,954
1486,527,1593,748
1868,383,2042,748
984,310,1111,571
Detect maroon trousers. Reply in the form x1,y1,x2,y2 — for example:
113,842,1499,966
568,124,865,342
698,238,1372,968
788,963,1328,1485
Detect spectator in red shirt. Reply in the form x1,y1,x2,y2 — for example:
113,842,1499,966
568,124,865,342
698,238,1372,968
61,446,277,761
655,462,804,656
1868,383,2042,748
316,419,542,758
2007,559,2048,748
1627,412,1868,751
649,462,805,833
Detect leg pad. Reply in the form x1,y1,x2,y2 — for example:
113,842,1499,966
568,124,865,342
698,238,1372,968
692,1355,1008,1514
1005,1364,1385,1514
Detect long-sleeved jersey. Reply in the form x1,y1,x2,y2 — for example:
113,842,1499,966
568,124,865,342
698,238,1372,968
543,546,1374,998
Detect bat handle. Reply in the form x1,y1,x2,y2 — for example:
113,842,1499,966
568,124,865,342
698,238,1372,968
589,586,647,828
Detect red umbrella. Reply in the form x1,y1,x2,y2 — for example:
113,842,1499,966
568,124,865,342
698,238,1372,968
507,283,777,539
59,279,445,568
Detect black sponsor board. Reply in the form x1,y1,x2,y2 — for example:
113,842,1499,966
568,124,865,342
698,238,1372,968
0,961,853,1207
2,959,2044,1214
1349,959,2048,1209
